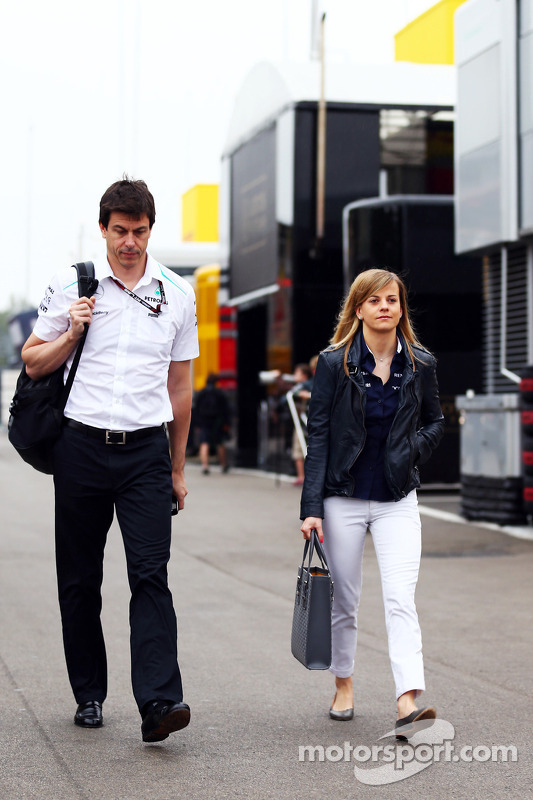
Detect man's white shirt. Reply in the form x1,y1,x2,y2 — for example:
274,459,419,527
33,254,199,430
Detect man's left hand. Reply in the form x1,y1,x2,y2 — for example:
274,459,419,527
172,470,188,511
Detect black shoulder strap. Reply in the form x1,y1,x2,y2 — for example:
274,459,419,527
58,262,98,412
73,261,98,298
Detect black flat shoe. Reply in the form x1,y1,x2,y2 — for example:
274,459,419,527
74,700,103,728
329,693,354,721
395,706,436,740
141,701,191,743
329,706,354,721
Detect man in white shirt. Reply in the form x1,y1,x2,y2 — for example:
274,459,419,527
22,178,199,743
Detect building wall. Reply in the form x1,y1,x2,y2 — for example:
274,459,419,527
230,127,277,299
454,0,518,254
519,0,533,232
455,0,533,388
291,104,381,365
482,244,532,393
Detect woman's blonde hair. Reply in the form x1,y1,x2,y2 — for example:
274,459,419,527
330,268,423,373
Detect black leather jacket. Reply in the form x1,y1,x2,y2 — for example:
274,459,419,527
300,333,445,519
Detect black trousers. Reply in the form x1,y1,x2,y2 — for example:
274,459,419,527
53,425,183,713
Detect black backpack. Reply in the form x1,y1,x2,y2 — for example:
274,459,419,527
8,262,98,474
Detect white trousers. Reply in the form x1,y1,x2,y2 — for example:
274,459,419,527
322,491,424,699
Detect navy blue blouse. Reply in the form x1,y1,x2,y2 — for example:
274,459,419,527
349,337,405,501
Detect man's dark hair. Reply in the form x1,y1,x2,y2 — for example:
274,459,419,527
99,177,156,229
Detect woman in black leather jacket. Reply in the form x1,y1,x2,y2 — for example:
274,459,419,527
300,268,444,738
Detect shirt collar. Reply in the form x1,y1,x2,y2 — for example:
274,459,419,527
96,251,159,288
361,335,402,368
145,253,162,284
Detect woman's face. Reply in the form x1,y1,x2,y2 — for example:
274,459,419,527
356,281,402,335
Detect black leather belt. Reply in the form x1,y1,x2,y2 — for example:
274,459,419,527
64,418,164,445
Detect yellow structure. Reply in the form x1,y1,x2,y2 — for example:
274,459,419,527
394,0,469,65
193,263,220,391
182,184,219,242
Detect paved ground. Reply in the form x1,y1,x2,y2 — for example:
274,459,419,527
0,434,532,800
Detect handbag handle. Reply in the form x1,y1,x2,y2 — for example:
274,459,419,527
296,528,332,609
300,528,330,574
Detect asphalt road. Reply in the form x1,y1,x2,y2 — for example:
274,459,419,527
0,434,532,800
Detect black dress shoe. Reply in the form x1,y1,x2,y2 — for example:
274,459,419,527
141,700,191,743
74,700,103,728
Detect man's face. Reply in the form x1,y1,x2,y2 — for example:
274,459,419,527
99,212,152,273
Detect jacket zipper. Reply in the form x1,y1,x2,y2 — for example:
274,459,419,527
401,378,420,495
346,370,366,496
385,379,407,498
384,369,418,498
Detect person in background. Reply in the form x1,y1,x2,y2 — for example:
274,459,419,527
21,178,198,743
308,354,318,383
300,268,444,738
195,373,231,474
290,363,313,486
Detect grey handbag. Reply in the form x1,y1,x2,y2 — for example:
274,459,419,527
291,529,333,669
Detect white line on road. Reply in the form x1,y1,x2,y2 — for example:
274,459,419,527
418,504,533,541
